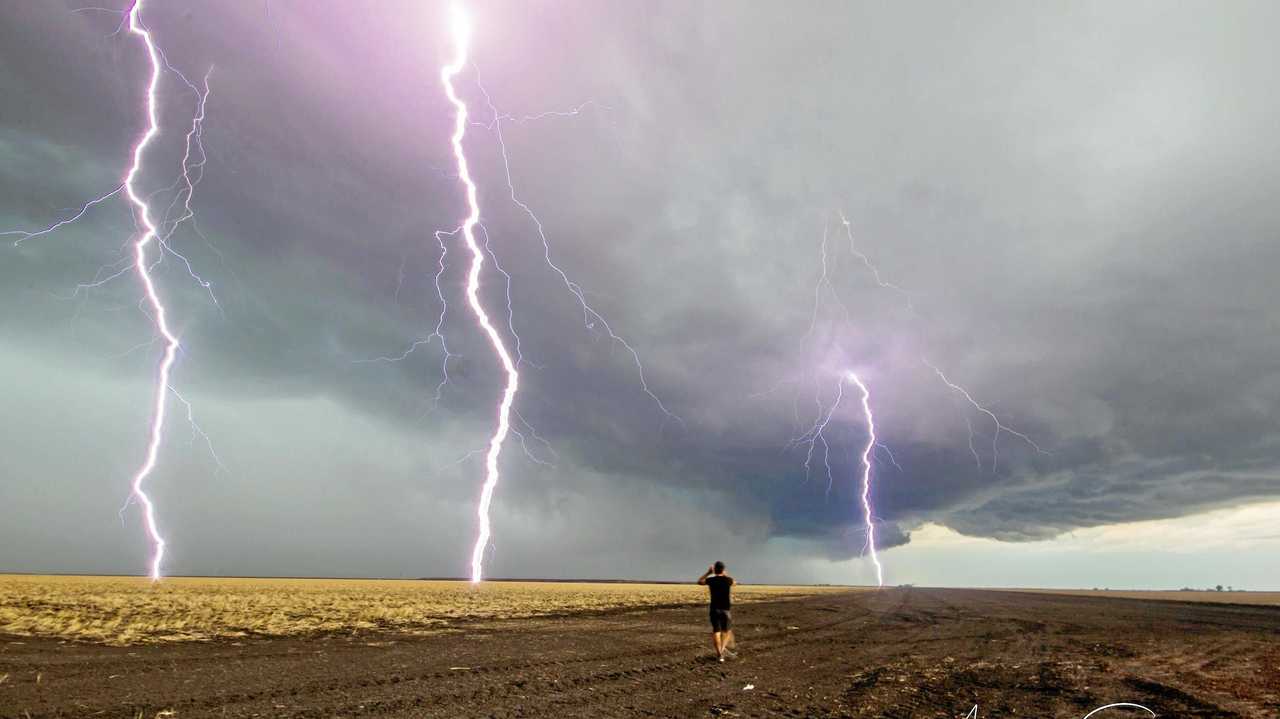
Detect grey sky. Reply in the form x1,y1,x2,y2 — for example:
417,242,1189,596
1,1,1278,587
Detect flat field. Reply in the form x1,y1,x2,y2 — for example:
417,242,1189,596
0,574,848,644
3,586,1279,718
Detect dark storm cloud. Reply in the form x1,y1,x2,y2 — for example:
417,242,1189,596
2,0,1279,579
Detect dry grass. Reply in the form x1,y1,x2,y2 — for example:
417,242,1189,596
1009,588,1280,606
0,575,851,645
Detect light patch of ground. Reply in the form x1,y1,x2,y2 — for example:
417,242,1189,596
0,575,856,645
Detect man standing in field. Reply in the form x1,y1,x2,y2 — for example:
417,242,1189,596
698,561,736,662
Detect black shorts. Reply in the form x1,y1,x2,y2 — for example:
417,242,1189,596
709,607,732,632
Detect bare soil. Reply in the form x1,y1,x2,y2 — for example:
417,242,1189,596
2,588,1278,718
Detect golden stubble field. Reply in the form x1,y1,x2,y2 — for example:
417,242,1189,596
0,575,853,645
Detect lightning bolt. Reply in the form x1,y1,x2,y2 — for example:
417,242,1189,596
441,6,520,584
776,215,886,584
846,372,883,587
120,0,182,582
787,372,884,587
431,6,679,581
4,3,224,580
777,206,1048,586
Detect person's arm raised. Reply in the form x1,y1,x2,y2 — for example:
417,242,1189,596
697,565,714,585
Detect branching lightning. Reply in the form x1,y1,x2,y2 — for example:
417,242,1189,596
3,187,125,246
923,358,1049,472
876,442,904,473
776,216,887,584
441,6,520,584
836,211,912,311
169,386,229,476
60,67,220,313
476,99,610,129
829,209,1048,471
788,381,844,491
472,75,682,427
153,66,220,313
352,225,458,411
3,1,223,580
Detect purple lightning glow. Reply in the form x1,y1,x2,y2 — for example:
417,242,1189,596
800,211,1048,472
122,0,179,581
442,6,521,584
776,207,1050,586
828,210,1048,470
777,218,888,584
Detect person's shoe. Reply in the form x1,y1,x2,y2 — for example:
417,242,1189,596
723,649,738,659
718,655,725,663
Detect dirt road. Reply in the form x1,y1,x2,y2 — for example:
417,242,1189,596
3,588,1278,718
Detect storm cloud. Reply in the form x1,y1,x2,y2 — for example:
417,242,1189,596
2,0,1278,583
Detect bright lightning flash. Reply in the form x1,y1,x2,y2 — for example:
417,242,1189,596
442,6,520,584
123,0,180,582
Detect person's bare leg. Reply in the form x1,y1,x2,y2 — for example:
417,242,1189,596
711,631,723,658
724,629,736,653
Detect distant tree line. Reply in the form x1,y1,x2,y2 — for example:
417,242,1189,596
1088,586,1244,592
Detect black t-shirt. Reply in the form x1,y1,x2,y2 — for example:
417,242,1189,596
706,575,733,610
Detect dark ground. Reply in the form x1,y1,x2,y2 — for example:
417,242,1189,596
2,588,1278,718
